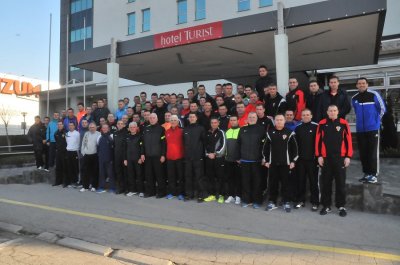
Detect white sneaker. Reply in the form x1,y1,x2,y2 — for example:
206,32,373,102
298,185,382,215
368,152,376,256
139,192,144,197
235,196,241,205
67,185,73,188
90,188,96,192
37,166,43,170
126,192,134,197
79,188,87,192
44,169,50,172
225,196,235,204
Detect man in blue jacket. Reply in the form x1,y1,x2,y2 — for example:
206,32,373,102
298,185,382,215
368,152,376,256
46,112,60,168
352,77,386,184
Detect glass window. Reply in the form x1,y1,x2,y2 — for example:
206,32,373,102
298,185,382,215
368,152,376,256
368,78,385,87
178,0,187,24
195,0,206,20
142,8,150,32
238,0,250,11
70,26,92,43
259,0,272,7
128,0,135,2
128,12,136,35
390,76,400,86
71,0,93,14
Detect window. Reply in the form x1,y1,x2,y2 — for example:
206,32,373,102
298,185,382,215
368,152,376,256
390,76,400,86
70,66,80,72
128,12,136,35
70,26,92,43
128,0,135,2
142,8,150,32
259,0,272,7
71,0,92,14
195,0,206,20
238,0,250,11
177,0,187,24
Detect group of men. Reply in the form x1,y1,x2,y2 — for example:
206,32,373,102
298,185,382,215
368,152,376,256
28,65,386,217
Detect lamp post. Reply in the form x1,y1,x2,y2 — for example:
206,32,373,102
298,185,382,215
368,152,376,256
21,112,27,135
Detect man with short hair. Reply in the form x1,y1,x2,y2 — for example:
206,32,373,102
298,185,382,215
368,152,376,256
28,115,46,170
46,112,59,168
168,94,183,113
93,99,110,125
115,100,127,121
192,85,217,109
80,121,100,192
154,98,168,124
162,112,172,131
79,106,93,131
255,65,274,98
352,77,386,184
187,89,195,102
63,108,78,131
236,102,248,127
107,113,117,133
256,104,273,131
316,105,353,217
113,120,128,194
180,98,190,118
319,76,351,120
245,92,263,115
264,84,287,117
306,81,324,122
76,103,86,124
96,124,115,193
217,105,229,131
224,83,236,111
285,78,306,121
140,110,151,133
54,121,67,186
140,92,147,109
215,84,223,97
284,110,300,131
243,85,253,106
66,122,80,187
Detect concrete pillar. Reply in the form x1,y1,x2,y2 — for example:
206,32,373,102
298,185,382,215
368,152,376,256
274,1,289,95
107,38,119,113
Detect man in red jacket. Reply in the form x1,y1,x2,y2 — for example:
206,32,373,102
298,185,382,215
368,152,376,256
286,78,306,121
165,115,185,200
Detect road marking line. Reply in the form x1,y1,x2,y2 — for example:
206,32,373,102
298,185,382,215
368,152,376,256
0,198,399,261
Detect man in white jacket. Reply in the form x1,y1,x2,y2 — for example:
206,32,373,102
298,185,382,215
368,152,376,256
66,122,80,187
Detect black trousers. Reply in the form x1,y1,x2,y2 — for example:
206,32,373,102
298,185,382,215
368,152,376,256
205,157,226,197
34,149,44,168
226,161,241,198
48,142,56,168
167,159,184,196
357,130,379,176
185,159,206,199
241,162,262,205
114,155,126,193
295,159,320,205
268,165,291,204
320,157,346,208
66,151,79,185
55,151,67,185
144,156,166,196
126,159,143,193
82,154,98,189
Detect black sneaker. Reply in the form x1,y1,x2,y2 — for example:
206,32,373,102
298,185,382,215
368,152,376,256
320,207,331,215
311,204,319,212
197,198,204,203
358,174,368,182
339,207,347,217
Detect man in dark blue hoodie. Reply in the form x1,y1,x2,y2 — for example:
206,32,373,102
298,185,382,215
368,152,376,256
96,124,115,193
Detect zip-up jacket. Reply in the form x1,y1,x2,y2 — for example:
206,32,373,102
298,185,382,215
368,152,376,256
141,124,166,157
319,88,351,120
255,75,274,98
54,129,67,154
93,107,110,125
286,87,306,120
218,115,230,131
28,122,46,151
125,133,142,161
294,121,318,160
306,89,323,122
63,116,78,131
264,93,287,117
97,132,114,161
225,127,241,162
352,89,386,132
237,124,266,162
165,126,184,160
205,128,226,158
183,123,205,160
113,128,128,158
315,118,353,158
81,131,100,155
285,120,300,132
263,127,299,165
46,119,58,143
257,116,274,131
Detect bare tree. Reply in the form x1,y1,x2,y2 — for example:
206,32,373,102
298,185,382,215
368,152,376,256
0,104,19,152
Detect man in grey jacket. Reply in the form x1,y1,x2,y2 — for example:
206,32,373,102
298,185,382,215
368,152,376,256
80,122,100,192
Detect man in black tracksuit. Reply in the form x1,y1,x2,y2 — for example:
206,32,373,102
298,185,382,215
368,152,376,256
113,120,128,194
183,113,207,202
141,113,167,198
54,121,67,186
264,84,287,118
319,76,351,120
294,109,320,211
316,105,353,217
124,122,144,196
237,112,266,209
263,114,298,213
306,81,324,122
28,116,47,170
204,118,226,203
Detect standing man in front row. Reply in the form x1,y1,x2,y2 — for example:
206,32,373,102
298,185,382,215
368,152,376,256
54,121,67,186
66,122,80,187
352,77,386,184
316,105,353,217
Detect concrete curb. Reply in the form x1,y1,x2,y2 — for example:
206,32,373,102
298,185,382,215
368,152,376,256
112,249,174,265
0,221,23,234
57,237,113,256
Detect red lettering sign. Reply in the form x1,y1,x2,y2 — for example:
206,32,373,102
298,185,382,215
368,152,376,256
154,21,223,49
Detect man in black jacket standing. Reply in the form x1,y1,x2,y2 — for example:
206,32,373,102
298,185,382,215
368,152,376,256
93,99,110,125
264,84,287,118
113,120,128,194
306,81,324,122
183,113,207,202
28,115,47,170
54,121,67,186
141,113,166,198
255,65,274,98
319,76,351,120
237,112,266,209
294,109,319,211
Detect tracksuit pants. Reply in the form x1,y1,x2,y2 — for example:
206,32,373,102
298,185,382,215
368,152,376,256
241,162,262,205
55,151,67,186
114,155,126,193
34,149,44,169
126,159,143,193
167,159,184,196
185,159,206,199
48,142,56,168
98,160,115,190
205,157,226,197
82,154,98,189
268,165,291,204
144,157,166,196
357,130,379,176
66,150,79,185
295,159,320,205
226,161,241,198
320,157,346,209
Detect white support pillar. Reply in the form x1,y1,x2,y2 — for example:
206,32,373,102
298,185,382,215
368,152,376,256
107,38,119,113
274,1,289,95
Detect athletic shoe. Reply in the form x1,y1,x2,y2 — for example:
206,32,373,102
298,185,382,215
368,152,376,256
44,169,50,172
294,202,305,209
358,174,369,182
241,203,252,208
217,196,224,204
225,196,235,204
253,203,260,209
283,202,291,213
311,204,319,212
138,192,144,198
96,189,106,194
320,207,332,215
52,184,61,187
166,194,175,200
90,188,96,192
204,195,216,202
67,185,73,188
178,195,184,201
37,166,43,170
339,207,347,217
235,196,241,205
366,175,378,184
79,188,87,192
126,192,134,197
197,198,204,203
266,202,277,211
